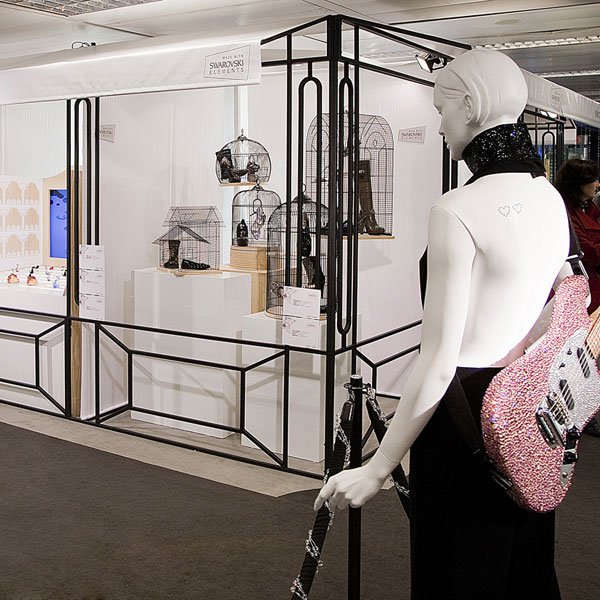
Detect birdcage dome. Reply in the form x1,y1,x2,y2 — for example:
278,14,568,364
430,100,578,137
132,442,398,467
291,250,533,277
215,130,272,185
266,191,328,317
306,112,394,235
232,183,281,247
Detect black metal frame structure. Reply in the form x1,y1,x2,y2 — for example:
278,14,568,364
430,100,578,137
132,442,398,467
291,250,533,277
523,107,567,180
0,14,468,475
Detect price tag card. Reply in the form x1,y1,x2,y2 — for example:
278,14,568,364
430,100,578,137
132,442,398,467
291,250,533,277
79,294,105,321
282,316,321,350
79,269,105,296
79,245,105,270
282,286,321,320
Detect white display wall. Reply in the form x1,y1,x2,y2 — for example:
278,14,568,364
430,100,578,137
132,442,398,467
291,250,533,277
248,65,443,395
0,66,447,416
81,86,234,419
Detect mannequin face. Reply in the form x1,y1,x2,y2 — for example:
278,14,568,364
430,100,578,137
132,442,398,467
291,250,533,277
433,86,473,161
580,180,599,202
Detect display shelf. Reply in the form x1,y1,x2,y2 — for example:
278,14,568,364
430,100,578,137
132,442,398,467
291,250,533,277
132,267,251,438
157,267,223,275
241,311,360,462
220,264,266,313
230,245,267,271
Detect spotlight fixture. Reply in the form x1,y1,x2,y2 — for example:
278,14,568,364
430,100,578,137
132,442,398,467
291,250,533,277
415,52,448,73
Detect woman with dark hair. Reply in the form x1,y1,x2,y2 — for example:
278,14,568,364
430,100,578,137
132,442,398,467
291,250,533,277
555,158,600,437
554,159,600,310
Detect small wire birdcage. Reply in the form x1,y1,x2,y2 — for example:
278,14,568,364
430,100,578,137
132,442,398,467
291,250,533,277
215,130,272,185
231,183,281,247
306,112,394,235
266,191,328,317
153,206,223,271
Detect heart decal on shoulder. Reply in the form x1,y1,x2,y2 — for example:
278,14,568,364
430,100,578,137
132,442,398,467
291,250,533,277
498,206,511,217
512,203,523,214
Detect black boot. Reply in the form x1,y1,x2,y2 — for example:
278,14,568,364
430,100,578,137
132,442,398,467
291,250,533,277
164,240,180,269
358,160,385,235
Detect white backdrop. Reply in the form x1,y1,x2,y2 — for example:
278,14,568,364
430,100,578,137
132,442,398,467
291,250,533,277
248,65,443,395
0,66,445,408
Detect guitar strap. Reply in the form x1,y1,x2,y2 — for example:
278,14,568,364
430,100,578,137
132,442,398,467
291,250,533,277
566,213,586,277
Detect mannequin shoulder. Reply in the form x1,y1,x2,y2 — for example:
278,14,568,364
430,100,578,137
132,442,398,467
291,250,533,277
433,185,479,215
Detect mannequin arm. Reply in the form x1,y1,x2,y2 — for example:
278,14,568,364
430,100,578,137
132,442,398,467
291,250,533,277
315,205,476,511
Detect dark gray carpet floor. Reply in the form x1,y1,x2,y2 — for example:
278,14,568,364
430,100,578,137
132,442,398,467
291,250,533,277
0,421,597,600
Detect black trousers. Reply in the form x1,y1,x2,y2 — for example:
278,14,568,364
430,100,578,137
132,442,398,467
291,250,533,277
409,367,562,600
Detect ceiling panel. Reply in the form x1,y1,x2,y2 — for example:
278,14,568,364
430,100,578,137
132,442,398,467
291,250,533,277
0,0,598,102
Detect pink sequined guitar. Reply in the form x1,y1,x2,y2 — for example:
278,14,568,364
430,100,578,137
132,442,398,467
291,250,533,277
481,274,600,512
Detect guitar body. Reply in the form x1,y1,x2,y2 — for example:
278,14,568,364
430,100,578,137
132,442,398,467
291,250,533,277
481,275,600,512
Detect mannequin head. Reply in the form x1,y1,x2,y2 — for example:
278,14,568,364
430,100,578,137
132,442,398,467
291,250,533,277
433,49,528,160
554,158,600,207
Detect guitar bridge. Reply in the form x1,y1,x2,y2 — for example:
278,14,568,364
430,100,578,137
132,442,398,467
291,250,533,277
535,406,564,448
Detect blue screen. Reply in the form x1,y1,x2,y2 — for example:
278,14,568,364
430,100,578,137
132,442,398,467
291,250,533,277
49,188,68,259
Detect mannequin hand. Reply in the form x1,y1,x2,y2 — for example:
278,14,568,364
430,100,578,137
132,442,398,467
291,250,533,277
313,465,387,512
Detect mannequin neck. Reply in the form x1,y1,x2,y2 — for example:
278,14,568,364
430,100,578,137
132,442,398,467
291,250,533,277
462,122,542,178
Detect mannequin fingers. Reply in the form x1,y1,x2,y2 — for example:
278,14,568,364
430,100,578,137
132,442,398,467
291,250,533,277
314,479,335,511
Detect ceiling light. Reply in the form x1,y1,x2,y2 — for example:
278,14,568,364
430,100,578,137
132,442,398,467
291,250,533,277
0,0,161,17
540,69,600,78
477,35,600,50
415,52,447,73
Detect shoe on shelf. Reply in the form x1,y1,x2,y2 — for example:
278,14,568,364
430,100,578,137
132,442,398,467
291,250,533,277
583,417,600,438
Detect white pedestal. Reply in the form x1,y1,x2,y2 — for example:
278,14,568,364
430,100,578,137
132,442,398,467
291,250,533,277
132,267,251,438
241,312,360,462
0,279,66,315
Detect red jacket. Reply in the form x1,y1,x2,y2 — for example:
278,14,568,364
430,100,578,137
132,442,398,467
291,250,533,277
566,201,600,313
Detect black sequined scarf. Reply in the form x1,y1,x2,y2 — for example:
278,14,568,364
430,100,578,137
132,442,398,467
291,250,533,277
462,122,545,186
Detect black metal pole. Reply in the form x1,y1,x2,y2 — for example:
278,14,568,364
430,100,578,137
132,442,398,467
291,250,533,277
451,157,459,190
442,142,450,194
351,26,360,375
348,373,363,599
64,99,72,418
94,96,100,246
94,322,100,424
324,14,341,473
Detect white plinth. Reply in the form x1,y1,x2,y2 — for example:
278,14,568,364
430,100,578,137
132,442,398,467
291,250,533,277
132,267,251,438
0,280,66,315
241,312,360,462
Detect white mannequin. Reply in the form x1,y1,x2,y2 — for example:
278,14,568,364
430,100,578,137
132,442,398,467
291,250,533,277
315,49,570,512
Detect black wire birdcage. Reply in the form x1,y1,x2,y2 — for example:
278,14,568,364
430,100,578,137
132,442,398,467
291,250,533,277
215,130,272,185
306,112,394,235
266,191,328,317
231,183,281,247
153,206,222,271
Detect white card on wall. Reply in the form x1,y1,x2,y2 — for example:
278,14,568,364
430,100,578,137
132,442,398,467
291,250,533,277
398,125,426,143
79,269,105,296
99,124,116,143
282,316,321,350
282,286,321,320
79,245,105,270
79,294,105,321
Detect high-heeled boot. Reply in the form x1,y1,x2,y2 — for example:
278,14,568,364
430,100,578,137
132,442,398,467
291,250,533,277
164,240,180,269
358,160,385,235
